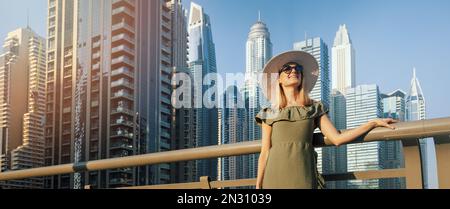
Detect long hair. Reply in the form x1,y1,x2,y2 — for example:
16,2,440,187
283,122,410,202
273,71,313,110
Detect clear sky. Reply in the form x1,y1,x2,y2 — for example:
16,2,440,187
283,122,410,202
1,0,449,119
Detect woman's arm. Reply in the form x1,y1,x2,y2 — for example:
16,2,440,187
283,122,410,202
256,122,272,189
317,114,398,146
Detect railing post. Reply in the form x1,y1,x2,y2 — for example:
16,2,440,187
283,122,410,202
401,139,424,189
434,135,450,189
199,176,212,189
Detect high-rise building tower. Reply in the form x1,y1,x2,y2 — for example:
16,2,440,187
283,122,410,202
325,89,347,189
44,0,183,189
219,85,246,182
346,84,383,189
332,24,356,94
380,89,407,189
293,37,331,174
242,14,272,179
188,2,219,180
170,0,196,184
406,68,438,189
0,27,46,189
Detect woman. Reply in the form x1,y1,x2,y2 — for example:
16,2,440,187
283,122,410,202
255,51,398,189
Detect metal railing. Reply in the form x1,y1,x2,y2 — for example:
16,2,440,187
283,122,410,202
1,117,450,189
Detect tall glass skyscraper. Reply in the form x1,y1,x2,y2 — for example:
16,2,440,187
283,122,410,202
218,85,246,182
293,37,331,174
346,84,383,189
380,89,407,189
327,89,347,189
406,69,438,189
242,15,272,180
188,2,219,180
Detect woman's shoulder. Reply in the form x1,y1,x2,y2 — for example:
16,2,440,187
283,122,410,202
311,99,327,107
311,100,329,116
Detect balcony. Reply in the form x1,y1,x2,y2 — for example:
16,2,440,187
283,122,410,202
111,45,135,57
110,130,134,139
111,79,134,90
112,33,134,45
112,90,134,101
110,168,133,173
92,63,100,71
109,178,133,186
111,67,134,79
112,0,134,8
92,41,101,49
111,56,134,69
111,118,134,128
1,117,449,189
112,5,135,17
112,20,134,36
110,143,133,151
111,107,134,116
161,44,171,54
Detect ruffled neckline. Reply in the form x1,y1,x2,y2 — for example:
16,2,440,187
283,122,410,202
255,101,329,126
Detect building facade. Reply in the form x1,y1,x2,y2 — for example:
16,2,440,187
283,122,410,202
44,0,184,189
187,2,219,180
406,69,438,189
293,37,331,174
345,84,383,189
380,89,407,189
218,85,246,182
331,24,356,94
0,27,46,189
242,16,272,180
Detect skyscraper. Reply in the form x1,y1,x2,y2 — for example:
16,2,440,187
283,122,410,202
325,89,347,189
332,24,356,94
346,84,383,189
406,68,438,189
293,37,331,174
170,0,196,184
380,89,406,189
188,2,219,180
326,24,355,189
0,27,46,189
44,0,184,189
219,85,246,182
242,14,272,179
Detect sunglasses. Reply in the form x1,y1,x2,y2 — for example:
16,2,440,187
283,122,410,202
279,62,304,75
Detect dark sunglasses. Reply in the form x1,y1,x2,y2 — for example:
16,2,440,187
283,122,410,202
279,62,304,75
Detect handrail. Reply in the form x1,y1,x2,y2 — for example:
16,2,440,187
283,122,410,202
1,117,450,184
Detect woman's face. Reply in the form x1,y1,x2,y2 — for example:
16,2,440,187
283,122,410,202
278,63,303,89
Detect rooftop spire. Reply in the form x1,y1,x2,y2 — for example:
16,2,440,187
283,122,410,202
258,10,261,22
27,8,30,29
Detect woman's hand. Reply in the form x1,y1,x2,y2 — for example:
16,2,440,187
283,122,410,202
368,118,399,130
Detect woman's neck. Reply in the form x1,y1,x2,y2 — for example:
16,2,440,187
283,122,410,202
283,86,302,106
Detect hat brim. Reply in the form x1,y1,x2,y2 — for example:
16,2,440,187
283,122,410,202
260,50,319,102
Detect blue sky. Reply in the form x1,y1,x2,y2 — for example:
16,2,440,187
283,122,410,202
1,0,449,119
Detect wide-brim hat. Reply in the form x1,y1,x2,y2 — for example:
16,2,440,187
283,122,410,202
260,50,319,102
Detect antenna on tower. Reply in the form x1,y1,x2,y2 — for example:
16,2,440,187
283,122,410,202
27,8,30,29
258,10,261,21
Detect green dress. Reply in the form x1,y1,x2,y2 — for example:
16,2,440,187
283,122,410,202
255,101,329,189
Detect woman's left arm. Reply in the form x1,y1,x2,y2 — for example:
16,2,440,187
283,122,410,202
316,114,398,146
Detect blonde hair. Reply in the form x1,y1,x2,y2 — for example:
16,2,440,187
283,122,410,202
273,72,313,110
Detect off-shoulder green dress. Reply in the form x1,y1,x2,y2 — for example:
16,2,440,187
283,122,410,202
255,101,329,189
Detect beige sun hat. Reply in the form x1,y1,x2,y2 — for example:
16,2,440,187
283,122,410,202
260,50,319,102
